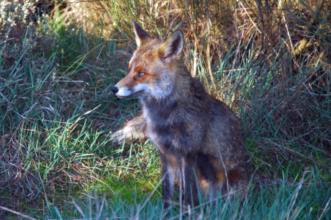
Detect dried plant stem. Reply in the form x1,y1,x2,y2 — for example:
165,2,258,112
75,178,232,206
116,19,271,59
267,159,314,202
0,205,36,220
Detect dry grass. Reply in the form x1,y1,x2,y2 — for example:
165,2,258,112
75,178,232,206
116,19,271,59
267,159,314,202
0,0,330,218
64,0,331,77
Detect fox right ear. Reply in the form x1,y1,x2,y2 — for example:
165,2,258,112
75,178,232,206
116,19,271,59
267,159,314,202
160,31,184,60
132,21,150,47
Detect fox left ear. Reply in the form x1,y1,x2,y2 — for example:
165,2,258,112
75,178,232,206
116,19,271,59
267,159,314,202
161,31,184,59
132,21,150,47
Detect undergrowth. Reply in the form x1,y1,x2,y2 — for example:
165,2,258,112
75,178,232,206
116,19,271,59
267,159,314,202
0,0,330,219
47,172,331,219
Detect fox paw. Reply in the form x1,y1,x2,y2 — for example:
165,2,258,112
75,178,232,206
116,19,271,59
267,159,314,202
110,129,127,145
111,127,146,145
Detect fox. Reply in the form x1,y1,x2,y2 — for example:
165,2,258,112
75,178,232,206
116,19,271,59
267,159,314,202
111,21,251,208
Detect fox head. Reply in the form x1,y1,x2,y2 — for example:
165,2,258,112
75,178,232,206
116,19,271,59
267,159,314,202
112,21,184,100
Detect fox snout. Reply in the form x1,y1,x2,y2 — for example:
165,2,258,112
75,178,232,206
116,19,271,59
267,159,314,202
111,84,134,98
112,80,148,98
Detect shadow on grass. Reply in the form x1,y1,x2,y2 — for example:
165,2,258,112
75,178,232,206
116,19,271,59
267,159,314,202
0,14,150,218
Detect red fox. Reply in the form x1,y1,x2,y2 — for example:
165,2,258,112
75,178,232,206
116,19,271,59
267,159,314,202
112,21,251,208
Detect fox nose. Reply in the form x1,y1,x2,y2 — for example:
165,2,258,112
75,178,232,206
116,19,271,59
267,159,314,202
111,86,119,94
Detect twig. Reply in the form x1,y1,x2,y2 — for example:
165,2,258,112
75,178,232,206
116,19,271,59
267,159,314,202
0,205,36,220
237,0,261,34
281,11,294,54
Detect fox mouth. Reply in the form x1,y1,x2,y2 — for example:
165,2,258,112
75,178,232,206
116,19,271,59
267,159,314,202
115,84,148,99
116,90,144,99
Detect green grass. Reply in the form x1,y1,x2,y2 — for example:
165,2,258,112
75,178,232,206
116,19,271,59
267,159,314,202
0,1,331,219
44,171,331,219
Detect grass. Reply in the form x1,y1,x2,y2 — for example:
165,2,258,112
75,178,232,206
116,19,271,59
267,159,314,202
0,0,330,219
45,171,331,219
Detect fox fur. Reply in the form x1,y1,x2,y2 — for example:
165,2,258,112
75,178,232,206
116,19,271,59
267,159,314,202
112,21,251,208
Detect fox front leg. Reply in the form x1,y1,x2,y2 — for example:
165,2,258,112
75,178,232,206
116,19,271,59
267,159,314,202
111,114,147,144
160,152,178,209
181,156,199,209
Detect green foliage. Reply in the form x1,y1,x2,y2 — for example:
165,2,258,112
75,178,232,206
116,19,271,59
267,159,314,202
0,0,330,219
47,172,331,219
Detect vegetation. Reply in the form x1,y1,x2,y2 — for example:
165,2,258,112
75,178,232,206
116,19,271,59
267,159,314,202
0,0,330,219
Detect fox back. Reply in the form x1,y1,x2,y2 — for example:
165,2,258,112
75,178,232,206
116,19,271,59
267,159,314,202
112,22,251,208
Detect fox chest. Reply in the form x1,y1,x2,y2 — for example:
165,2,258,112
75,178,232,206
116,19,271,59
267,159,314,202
143,109,199,153
142,100,174,141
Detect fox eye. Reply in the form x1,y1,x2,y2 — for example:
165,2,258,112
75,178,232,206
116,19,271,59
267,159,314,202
137,72,145,78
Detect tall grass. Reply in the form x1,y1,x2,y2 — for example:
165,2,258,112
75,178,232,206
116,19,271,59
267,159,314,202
47,172,331,219
0,0,330,219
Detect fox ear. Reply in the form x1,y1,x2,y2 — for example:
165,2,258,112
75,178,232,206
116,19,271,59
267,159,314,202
161,31,184,59
132,21,150,47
